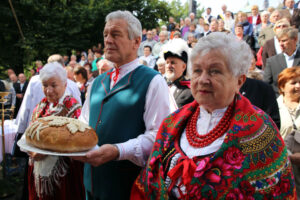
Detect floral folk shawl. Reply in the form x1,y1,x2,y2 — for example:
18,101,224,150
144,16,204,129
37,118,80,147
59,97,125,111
131,94,296,200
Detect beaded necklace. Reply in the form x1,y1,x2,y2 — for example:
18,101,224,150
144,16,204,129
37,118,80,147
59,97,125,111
186,101,234,148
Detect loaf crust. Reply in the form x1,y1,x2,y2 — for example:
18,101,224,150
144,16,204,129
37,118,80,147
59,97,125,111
25,116,98,153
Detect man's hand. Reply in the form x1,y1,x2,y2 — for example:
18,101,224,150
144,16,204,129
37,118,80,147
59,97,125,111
72,144,119,167
289,153,300,166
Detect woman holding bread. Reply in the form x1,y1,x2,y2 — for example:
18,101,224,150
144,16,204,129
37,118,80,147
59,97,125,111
27,62,85,200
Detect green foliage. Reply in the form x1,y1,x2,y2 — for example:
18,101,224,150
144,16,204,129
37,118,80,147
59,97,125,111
168,0,189,22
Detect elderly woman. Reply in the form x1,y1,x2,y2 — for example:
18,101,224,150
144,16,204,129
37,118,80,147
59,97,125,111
131,33,296,199
277,67,300,198
27,62,84,200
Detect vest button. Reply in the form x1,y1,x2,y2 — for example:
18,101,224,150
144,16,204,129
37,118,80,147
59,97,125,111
99,120,102,124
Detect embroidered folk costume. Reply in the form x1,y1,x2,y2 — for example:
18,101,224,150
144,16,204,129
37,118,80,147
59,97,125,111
131,94,296,199
28,93,84,200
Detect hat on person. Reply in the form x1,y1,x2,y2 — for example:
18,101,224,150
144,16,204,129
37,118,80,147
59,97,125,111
162,38,189,64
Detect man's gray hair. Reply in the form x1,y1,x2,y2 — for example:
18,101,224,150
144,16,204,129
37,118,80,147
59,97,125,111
191,32,252,76
106,10,142,40
47,54,64,66
276,27,298,40
160,30,168,36
40,62,67,84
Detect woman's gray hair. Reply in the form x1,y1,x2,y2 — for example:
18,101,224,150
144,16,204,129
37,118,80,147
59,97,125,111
106,10,142,40
39,62,67,84
191,32,253,76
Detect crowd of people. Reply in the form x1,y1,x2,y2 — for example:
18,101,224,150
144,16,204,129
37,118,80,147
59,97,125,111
2,0,300,199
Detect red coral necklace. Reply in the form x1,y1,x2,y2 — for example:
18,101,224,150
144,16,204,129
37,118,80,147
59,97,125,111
186,101,234,148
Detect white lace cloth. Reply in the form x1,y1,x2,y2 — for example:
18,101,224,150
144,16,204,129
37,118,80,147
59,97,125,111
0,119,17,163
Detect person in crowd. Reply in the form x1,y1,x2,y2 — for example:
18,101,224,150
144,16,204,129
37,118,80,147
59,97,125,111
138,30,157,57
87,53,94,64
13,73,28,118
223,10,235,31
156,58,166,76
183,24,201,41
248,5,261,29
181,17,191,39
152,30,168,57
217,4,230,20
235,23,255,51
189,12,197,25
26,62,84,200
29,68,36,80
142,28,147,42
277,67,300,198
204,7,213,24
139,46,156,68
186,33,197,48
65,66,75,81
84,63,94,86
70,54,77,63
35,60,43,73
234,11,253,36
92,49,103,72
262,18,290,68
74,66,88,104
131,32,296,200
167,17,176,32
247,53,264,80
63,55,69,66
264,27,300,96
7,68,15,78
79,52,87,66
173,31,181,39
209,19,219,33
9,73,18,84
196,17,205,34
283,0,300,30
74,10,170,200
163,38,194,108
179,18,185,29
152,28,159,42
199,22,211,37
96,58,114,75
254,11,270,51
218,19,230,32
258,9,282,47
69,60,77,68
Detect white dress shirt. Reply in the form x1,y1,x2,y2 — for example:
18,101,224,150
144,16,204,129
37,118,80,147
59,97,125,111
139,55,156,68
283,49,297,68
79,58,170,167
180,106,227,158
15,75,82,133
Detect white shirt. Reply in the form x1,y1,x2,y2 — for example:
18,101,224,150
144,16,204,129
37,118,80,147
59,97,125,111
139,55,156,68
274,36,282,54
15,75,82,133
180,106,227,158
283,49,297,68
79,58,170,167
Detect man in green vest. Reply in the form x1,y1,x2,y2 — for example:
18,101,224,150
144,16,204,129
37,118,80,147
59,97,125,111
75,10,170,200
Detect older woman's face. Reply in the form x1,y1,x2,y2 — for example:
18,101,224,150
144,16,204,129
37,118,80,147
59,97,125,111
191,50,245,113
281,77,300,99
42,77,66,103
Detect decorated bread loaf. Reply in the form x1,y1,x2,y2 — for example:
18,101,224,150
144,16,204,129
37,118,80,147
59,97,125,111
25,116,98,153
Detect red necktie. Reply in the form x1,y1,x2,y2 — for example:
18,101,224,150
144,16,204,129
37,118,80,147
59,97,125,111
108,68,120,86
